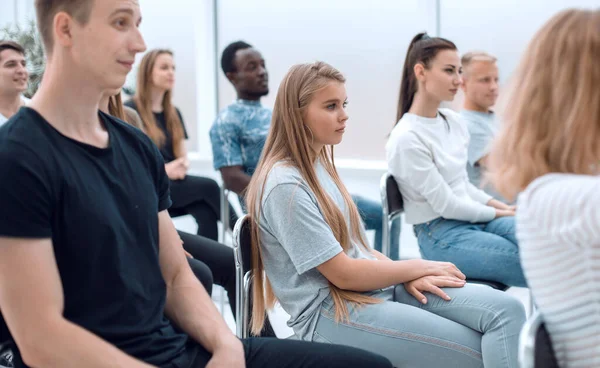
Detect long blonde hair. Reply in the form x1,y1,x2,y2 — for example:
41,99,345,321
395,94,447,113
488,9,600,200
133,49,184,155
245,62,381,335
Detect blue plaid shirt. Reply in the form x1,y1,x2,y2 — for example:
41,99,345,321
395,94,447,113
210,99,272,176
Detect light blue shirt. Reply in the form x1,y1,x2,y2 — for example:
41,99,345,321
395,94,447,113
209,99,272,176
461,109,506,201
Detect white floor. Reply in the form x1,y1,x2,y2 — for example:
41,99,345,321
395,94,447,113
173,214,532,338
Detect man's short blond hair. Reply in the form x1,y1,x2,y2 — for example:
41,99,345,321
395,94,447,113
461,51,497,70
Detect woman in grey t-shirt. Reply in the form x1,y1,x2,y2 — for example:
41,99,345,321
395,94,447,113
245,61,526,368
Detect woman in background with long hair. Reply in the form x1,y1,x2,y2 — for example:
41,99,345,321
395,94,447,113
126,49,236,241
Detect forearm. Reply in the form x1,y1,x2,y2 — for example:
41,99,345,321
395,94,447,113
225,172,252,195
175,139,188,159
164,267,236,353
371,249,391,261
22,317,153,368
338,258,430,291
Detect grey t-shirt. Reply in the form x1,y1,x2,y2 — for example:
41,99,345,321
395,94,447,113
257,161,376,340
461,109,506,201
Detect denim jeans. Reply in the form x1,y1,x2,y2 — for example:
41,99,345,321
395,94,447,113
313,283,526,368
352,195,402,260
413,217,527,287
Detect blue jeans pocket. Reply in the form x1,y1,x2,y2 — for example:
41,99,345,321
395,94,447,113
416,219,451,250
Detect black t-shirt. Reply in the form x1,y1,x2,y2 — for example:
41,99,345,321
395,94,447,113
0,108,188,366
124,100,188,163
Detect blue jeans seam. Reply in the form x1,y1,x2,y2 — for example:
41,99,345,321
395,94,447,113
319,308,482,361
420,234,519,256
419,303,512,368
447,241,519,256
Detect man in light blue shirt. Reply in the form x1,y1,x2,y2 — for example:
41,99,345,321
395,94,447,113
210,41,401,258
460,51,507,202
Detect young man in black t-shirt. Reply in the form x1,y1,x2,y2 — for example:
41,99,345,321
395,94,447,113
0,1,391,368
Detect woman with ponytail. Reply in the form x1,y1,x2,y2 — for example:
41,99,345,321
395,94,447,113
246,61,525,367
387,33,526,287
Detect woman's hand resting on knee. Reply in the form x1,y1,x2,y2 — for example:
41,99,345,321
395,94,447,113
423,260,466,280
404,275,466,304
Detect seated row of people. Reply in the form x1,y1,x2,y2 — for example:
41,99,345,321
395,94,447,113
244,45,525,368
0,1,392,367
0,2,597,367
242,8,599,368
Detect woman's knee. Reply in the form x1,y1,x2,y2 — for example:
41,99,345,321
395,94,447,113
478,288,526,327
496,295,526,322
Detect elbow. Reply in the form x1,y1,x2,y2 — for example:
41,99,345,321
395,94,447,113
328,274,353,291
15,314,68,368
17,327,58,368
318,255,368,291
20,342,47,368
327,269,368,291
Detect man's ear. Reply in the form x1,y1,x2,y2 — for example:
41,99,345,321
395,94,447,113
225,71,237,85
53,11,75,48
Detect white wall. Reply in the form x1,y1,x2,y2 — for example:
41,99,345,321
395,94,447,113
133,0,217,157
441,0,600,85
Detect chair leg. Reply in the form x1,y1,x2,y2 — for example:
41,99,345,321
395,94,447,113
528,290,536,316
381,218,390,257
242,273,252,339
220,189,230,245
235,266,243,338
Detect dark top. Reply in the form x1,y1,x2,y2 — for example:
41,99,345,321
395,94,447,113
0,108,188,366
124,100,188,163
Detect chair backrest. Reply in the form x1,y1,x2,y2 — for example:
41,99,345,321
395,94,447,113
382,173,404,218
233,215,251,338
535,323,558,368
519,311,559,368
232,214,277,339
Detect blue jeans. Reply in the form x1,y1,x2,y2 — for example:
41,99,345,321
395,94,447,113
313,283,526,368
352,195,401,260
414,217,527,287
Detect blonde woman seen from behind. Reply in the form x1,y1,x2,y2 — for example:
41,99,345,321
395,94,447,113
489,8,600,368
246,61,525,368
